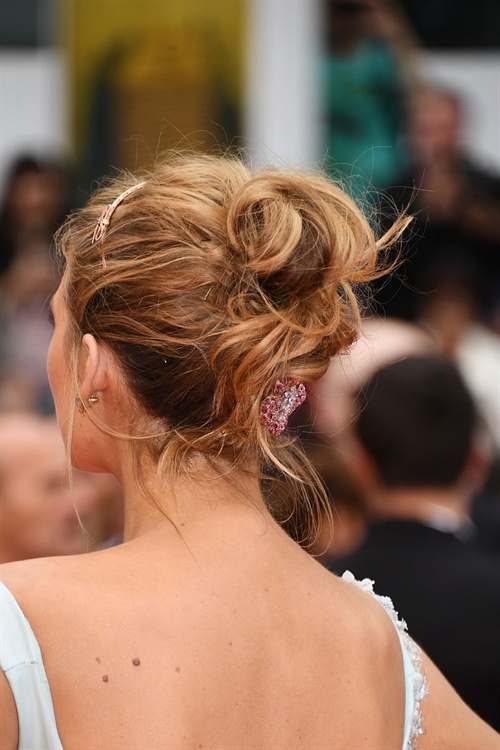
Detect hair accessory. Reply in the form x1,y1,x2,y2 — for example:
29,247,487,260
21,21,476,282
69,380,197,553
259,377,307,437
88,394,99,405
91,181,146,245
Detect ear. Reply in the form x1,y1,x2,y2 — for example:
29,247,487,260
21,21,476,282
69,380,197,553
79,333,108,398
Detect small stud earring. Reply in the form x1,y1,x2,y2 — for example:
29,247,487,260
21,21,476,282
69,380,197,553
75,395,85,414
88,394,99,405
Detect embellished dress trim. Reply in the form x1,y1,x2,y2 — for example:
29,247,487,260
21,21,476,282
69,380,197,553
342,570,429,750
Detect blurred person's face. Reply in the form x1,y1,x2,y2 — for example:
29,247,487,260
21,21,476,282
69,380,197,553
7,170,64,231
409,91,462,163
4,238,59,304
0,421,85,562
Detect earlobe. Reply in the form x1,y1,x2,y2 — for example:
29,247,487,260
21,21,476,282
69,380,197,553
80,333,108,397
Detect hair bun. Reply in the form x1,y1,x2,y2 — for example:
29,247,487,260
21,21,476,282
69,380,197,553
226,171,346,301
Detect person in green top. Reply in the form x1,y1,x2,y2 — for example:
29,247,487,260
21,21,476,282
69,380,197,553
320,0,417,199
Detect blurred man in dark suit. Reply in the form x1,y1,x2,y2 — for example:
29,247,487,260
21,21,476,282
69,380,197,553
329,355,500,729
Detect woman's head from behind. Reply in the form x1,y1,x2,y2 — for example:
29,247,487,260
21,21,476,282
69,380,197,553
51,153,404,544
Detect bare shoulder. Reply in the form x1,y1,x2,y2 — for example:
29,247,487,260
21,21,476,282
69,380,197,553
1,555,66,583
418,652,499,750
322,569,499,749
312,565,406,681
330,571,499,749
318,565,405,651
0,550,111,615
1,554,78,594
1,557,56,604
308,565,407,746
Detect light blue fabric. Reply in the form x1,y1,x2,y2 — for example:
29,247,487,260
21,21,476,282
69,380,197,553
0,582,63,750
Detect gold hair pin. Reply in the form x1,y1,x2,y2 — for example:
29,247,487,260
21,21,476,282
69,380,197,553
91,181,146,245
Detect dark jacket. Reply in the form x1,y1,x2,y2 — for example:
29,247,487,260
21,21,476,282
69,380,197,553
329,519,500,729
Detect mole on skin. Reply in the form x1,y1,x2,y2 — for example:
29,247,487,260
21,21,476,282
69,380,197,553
175,666,181,673
102,675,109,683
132,657,140,666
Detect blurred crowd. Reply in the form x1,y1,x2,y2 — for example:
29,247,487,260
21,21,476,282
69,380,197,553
311,1,500,728
0,161,124,556
1,0,499,733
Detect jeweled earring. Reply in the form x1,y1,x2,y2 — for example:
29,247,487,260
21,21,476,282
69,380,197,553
259,377,307,436
88,394,99,405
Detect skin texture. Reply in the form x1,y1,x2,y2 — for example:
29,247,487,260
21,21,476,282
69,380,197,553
0,287,498,750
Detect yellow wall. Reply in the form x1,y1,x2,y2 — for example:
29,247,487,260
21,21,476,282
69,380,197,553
65,0,245,167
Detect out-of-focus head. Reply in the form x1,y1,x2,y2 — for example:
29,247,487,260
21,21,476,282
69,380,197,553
354,355,477,489
311,317,436,438
49,153,407,544
1,154,65,232
0,413,86,562
408,87,464,164
326,0,372,36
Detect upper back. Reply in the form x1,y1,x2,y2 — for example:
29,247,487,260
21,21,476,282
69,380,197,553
0,542,407,750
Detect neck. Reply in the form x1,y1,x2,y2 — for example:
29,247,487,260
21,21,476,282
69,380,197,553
116,451,274,547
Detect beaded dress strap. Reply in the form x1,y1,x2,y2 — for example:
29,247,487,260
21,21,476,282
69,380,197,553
342,571,428,750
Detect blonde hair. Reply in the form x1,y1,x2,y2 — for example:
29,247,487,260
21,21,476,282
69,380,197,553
55,153,409,546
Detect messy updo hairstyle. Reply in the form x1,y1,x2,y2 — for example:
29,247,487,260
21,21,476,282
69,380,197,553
55,153,409,547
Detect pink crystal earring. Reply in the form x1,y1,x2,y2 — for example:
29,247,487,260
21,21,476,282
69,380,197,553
259,377,307,437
